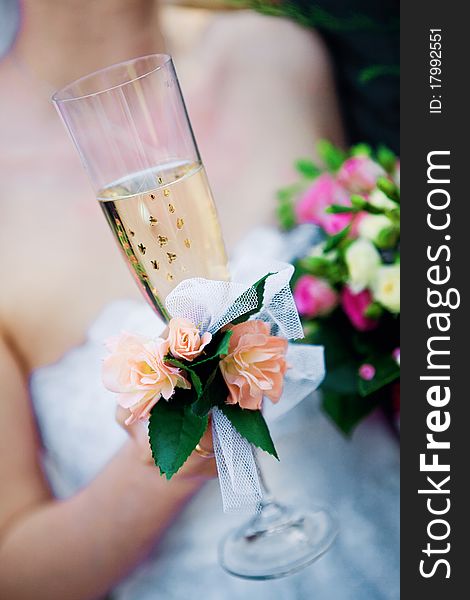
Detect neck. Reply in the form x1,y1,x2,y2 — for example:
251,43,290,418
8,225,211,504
13,0,165,89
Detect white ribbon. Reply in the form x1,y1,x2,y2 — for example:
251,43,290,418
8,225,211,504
165,261,325,513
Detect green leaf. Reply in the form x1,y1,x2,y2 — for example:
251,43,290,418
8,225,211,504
325,204,356,214
363,302,384,319
359,64,400,84
191,330,233,368
377,176,400,203
322,390,382,435
350,194,367,210
214,329,233,357
276,182,304,203
323,224,351,253
230,273,274,325
351,143,372,157
191,367,226,417
317,139,346,172
375,226,399,249
277,203,296,230
322,362,359,395
298,256,331,277
165,357,202,398
358,356,400,397
376,145,397,173
148,401,208,479
165,357,188,370
294,158,321,179
188,370,203,398
220,404,278,459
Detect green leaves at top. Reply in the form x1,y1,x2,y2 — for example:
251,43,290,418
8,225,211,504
220,404,278,459
323,224,351,253
149,399,208,479
376,145,397,173
294,158,321,179
317,139,346,172
230,273,274,325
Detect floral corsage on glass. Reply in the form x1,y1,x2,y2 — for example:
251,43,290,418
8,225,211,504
278,142,400,434
102,266,323,511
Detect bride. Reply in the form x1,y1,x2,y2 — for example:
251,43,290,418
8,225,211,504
0,1,398,599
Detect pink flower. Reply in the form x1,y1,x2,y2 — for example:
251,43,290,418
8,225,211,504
359,363,376,381
341,286,378,332
294,275,338,318
220,321,289,410
102,332,190,425
167,317,212,362
295,173,353,235
337,156,385,194
392,347,400,365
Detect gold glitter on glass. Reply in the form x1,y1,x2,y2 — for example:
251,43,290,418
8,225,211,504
157,176,163,184
184,238,191,248
176,217,184,230
164,189,170,197
138,243,146,255
168,203,175,213
129,230,135,237
157,235,168,247
167,272,174,281
150,194,155,200
149,216,158,225
151,260,160,270
167,252,177,264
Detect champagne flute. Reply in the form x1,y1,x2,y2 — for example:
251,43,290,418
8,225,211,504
52,54,337,580
53,54,228,321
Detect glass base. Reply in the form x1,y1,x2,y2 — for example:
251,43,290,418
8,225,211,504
219,501,338,580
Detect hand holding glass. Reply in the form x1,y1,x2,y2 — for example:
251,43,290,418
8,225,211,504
53,54,337,580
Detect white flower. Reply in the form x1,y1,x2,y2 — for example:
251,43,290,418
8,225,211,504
368,189,397,211
372,264,400,313
358,214,394,243
345,238,381,292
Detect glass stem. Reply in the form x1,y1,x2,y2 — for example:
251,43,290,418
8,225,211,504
254,451,277,506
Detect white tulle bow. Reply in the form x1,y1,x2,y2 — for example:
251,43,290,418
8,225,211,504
165,261,325,513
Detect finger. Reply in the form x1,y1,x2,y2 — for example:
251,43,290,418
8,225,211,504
116,406,139,439
116,406,153,463
198,421,214,454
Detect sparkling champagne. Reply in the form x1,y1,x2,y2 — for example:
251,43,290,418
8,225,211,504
98,161,229,320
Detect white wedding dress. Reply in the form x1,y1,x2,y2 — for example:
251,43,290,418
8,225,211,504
30,228,399,600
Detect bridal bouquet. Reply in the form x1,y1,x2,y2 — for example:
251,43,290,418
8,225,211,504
102,264,324,511
278,142,400,434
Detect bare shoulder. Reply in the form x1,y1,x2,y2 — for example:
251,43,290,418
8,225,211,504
206,10,333,80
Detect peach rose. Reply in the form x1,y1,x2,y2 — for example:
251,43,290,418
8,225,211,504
167,317,212,362
220,321,289,410
102,332,190,425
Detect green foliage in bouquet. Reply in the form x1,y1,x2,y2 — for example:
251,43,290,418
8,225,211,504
278,141,400,434
148,274,279,478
